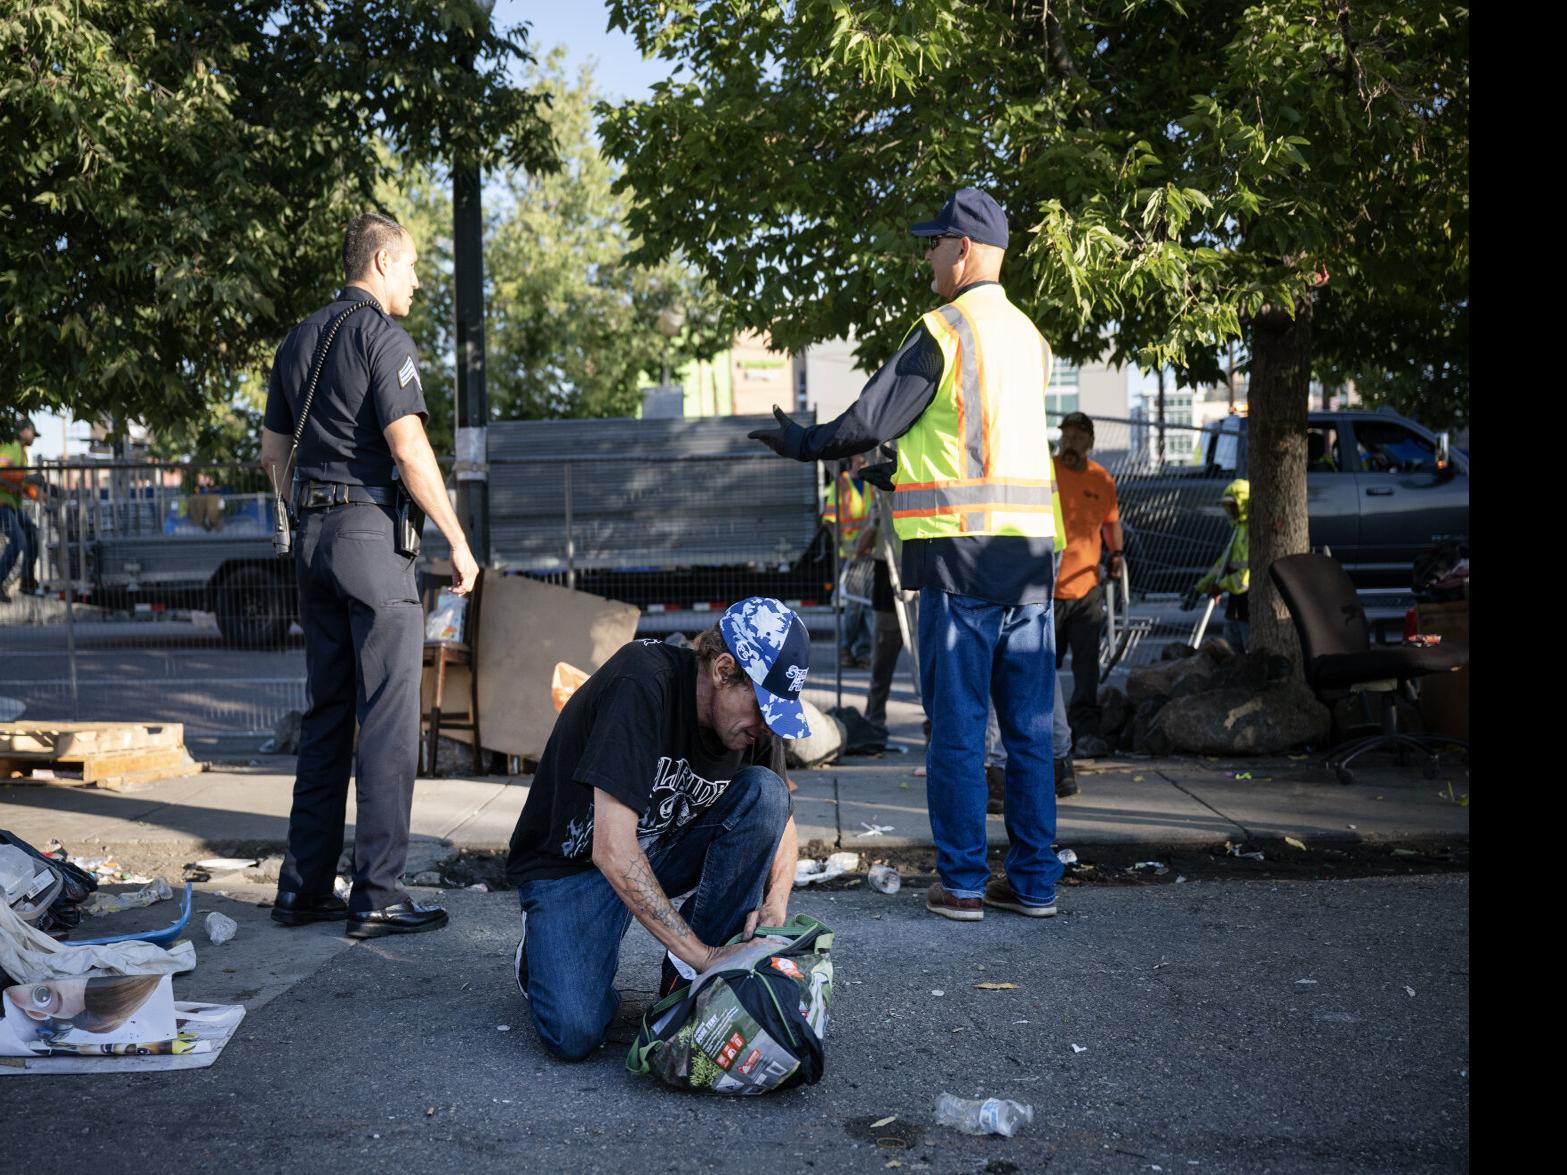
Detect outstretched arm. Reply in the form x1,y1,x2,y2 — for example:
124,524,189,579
750,325,945,462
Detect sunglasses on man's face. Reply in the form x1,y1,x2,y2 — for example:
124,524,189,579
918,233,966,260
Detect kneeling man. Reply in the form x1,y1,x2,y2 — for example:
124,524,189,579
505,597,809,1061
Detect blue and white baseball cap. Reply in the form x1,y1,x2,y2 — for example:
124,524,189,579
719,597,812,740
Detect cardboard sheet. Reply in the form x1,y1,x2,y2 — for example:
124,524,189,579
427,575,638,759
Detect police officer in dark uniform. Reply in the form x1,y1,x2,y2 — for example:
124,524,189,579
260,212,480,938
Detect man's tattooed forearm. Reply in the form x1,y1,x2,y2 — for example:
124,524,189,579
621,854,692,940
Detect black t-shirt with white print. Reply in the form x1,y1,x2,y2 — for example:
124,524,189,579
504,640,788,886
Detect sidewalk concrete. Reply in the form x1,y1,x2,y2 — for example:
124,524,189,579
0,745,1469,870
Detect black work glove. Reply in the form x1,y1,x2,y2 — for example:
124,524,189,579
1180,587,1201,612
747,405,807,460
859,461,897,492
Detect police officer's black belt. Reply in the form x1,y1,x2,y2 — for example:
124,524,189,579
295,480,397,510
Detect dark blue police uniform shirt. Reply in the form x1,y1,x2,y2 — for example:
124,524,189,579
263,286,428,487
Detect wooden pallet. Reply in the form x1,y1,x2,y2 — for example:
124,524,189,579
0,722,184,759
0,723,199,791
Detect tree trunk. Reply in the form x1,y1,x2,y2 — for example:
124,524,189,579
1246,300,1313,660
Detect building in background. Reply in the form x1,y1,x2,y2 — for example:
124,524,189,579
1130,387,1197,465
652,333,1136,429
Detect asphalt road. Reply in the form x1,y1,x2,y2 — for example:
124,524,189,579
7,873,1469,1173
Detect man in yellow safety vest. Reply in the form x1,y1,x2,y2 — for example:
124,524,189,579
821,454,875,666
750,187,1064,923
0,418,42,602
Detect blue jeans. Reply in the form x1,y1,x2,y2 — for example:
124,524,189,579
515,766,791,1061
0,505,36,585
919,588,1062,905
985,664,1071,766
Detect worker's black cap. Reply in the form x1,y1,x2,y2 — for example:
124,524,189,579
911,187,1009,249
1059,411,1095,437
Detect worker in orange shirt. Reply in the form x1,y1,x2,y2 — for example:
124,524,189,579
1052,412,1123,758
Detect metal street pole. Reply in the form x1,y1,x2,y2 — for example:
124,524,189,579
452,2,494,565
453,161,489,565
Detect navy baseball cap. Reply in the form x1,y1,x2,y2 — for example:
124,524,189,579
719,597,812,740
911,186,1009,249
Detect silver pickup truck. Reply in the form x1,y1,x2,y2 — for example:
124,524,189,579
1119,408,1469,592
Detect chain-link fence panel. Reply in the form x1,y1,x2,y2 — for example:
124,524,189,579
1,460,305,735
0,413,1248,737
1,431,836,738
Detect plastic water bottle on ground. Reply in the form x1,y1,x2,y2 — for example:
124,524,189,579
934,1093,1033,1137
204,911,238,945
867,864,902,894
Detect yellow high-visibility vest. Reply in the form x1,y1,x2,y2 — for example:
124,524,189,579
891,284,1060,546
0,440,29,509
822,473,871,557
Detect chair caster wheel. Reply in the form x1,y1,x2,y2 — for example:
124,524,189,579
1334,766,1355,786
1422,757,1440,780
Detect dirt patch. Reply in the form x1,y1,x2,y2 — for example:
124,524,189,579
441,837,1468,892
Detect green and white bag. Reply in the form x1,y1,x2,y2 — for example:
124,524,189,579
627,914,833,1095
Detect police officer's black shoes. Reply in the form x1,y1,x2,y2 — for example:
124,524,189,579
271,890,349,926
346,900,449,939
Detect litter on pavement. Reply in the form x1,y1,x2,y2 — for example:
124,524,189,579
1,831,245,1075
81,878,174,918
867,865,901,894
203,912,237,945
193,858,260,872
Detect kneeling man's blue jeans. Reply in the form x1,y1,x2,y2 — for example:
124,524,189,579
919,587,1062,906
515,765,790,1061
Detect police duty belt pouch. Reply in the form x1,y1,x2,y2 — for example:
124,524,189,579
627,914,833,1095
393,483,424,558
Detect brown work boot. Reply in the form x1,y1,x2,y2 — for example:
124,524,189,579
982,875,1058,918
925,881,983,922
985,762,1006,815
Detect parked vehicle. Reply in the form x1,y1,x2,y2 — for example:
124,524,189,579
1118,408,1469,593
81,489,296,647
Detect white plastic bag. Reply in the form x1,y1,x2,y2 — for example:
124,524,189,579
425,589,467,642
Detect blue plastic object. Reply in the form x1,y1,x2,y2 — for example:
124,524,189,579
70,883,194,947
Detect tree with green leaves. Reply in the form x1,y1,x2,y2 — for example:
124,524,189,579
599,0,1467,655
383,49,730,447
1,0,555,444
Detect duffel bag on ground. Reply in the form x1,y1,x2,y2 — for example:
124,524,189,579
627,913,833,1094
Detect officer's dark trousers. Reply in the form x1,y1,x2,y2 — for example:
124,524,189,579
279,503,424,914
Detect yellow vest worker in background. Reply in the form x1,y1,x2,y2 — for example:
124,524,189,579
821,455,875,666
1183,478,1251,652
0,418,42,602
750,186,1064,924
1052,411,1124,758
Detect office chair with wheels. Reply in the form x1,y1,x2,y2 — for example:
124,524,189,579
1269,553,1468,785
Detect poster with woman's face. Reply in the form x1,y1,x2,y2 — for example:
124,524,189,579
0,975,176,1054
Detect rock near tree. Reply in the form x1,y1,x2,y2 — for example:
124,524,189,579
1149,681,1331,756
1126,652,1219,709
